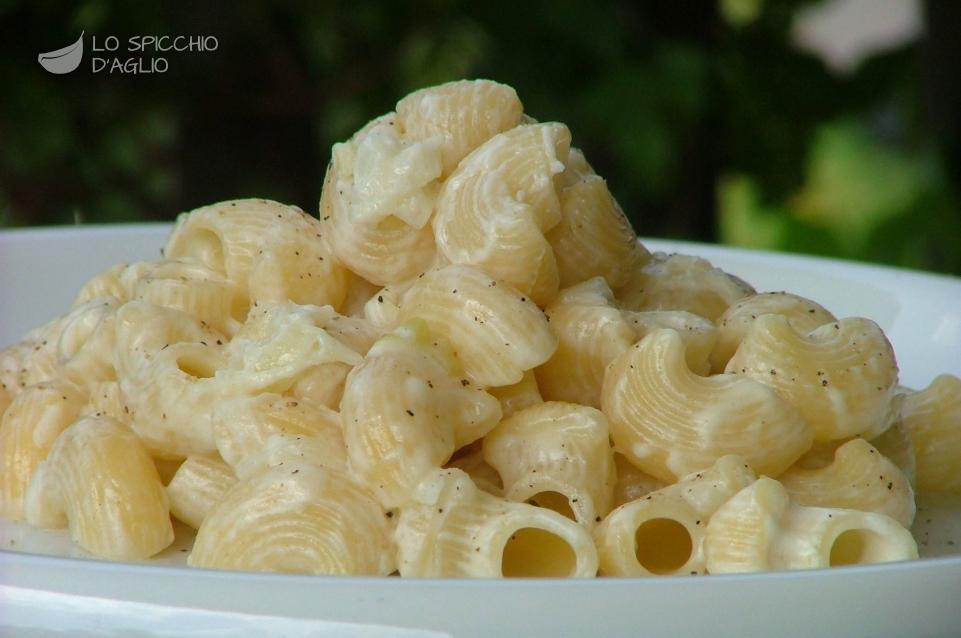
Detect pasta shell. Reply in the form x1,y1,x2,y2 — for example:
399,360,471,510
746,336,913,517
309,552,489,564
602,328,811,482
546,149,644,289
433,123,571,305
396,79,524,177
535,278,636,408
24,416,174,560
399,264,557,387
711,292,836,373
613,453,667,508
483,401,615,528
726,315,898,442
212,392,345,476
487,370,543,419
900,374,961,494
779,438,915,526
189,463,395,575
167,455,237,529
319,119,439,285
341,320,502,508
165,198,347,309
616,252,754,321
57,296,120,389
0,379,86,520
705,478,918,573
395,468,598,577
595,455,756,576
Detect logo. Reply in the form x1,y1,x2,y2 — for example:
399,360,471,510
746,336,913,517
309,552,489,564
38,32,84,74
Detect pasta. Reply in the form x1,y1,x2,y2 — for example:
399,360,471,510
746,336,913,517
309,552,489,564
1,78,955,580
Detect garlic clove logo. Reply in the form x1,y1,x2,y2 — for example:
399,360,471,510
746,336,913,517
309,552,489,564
38,32,84,74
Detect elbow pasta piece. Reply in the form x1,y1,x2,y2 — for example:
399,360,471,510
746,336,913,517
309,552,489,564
705,477,918,573
165,198,347,309
166,455,237,529
212,393,346,477
433,123,572,306
24,416,174,560
711,292,836,373
3,316,68,391
219,302,362,394
595,455,756,576
319,115,439,285
446,442,504,496
398,265,557,387
602,328,812,483
726,315,898,442
120,338,227,458
0,379,86,520
189,463,395,576
339,270,383,319
340,320,502,508
0,384,10,421
395,468,598,577
57,296,120,389
487,370,543,419
73,263,129,307
900,374,961,494
613,453,667,508
81,380,126,423
113,301,225,381
616,252,754,321
121,259,247,337
779,438,915,527
624,310,718,376
286,363,351,411
363,277,416,331
395,79,524,177
868,397,916,486
536,278,636,408
483,401,615,528
546,148,645,290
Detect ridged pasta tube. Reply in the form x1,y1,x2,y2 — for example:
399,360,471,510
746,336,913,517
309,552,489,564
602,328,812,482
341,320,502,508
165,198,347,309
0,379,86,520
535,278,636,408
483,402,615,528
616,252,754,321
726,315,898,442
705,478,918,573
711,292,836,373
900,374,961,494
487,370,543,419
218,302,362,394
212,392,346,476
396,79,524,177
395,468,598,577
166,455,237,529
433,123,572,305
1,316,67,393
546,149,644,290
189,463,395,576
779,438,915,526
319,116,439,284
73,263,129,307
595,455,756,576
613,453,667,508
398,264,557,387
121,259,247,337
23,416,174,560
56,296,119,389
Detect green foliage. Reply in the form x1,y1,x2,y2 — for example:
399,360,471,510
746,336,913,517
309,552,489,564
0,0,957,274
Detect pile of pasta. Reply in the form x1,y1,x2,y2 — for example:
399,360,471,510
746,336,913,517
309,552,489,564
1,79,959,578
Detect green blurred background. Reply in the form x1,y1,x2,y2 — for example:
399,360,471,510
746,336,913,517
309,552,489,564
2,0,960,274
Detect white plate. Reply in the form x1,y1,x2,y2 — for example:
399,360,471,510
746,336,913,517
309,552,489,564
1,225,960,638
